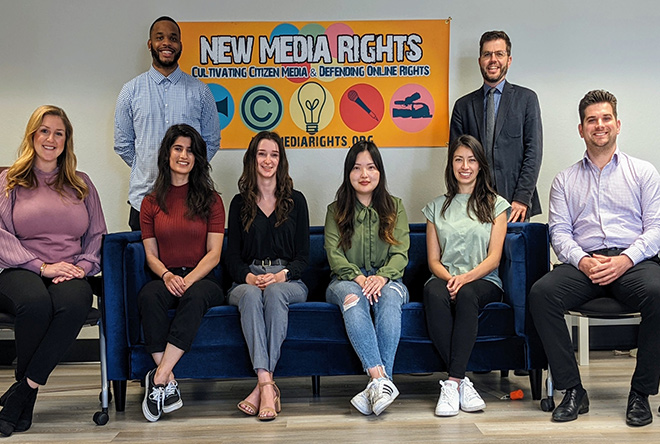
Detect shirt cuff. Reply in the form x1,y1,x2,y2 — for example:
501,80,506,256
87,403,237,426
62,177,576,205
75,260,93,276
569,250,589,269
25,259,43,275
622,247,644,266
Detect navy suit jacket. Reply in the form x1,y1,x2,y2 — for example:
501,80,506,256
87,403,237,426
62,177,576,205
449,81,543,217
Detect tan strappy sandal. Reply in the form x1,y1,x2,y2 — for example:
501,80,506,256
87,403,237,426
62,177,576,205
237,399,258,416
257,381,281,421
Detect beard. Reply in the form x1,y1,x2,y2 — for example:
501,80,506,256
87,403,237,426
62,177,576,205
480,62,508,85
151,47,181,69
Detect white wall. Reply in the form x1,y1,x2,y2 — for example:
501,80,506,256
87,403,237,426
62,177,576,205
1,0,659,232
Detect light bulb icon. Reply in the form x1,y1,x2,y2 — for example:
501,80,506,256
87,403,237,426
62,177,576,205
297,81,326,135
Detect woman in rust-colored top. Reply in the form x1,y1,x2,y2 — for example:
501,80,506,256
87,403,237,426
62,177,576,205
137,124,225,422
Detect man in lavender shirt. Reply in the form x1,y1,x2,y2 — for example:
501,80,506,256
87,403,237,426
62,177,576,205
529,90,660,427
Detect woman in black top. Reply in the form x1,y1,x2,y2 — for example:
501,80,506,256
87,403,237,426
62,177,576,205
226,131,309,421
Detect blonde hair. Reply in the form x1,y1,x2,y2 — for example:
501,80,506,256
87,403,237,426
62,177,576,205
5,105,88,200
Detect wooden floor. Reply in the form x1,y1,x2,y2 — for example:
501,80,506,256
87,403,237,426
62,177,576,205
1,351,659,443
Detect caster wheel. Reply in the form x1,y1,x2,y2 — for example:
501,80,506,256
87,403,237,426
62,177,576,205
93,411,109,425
540,397,555,412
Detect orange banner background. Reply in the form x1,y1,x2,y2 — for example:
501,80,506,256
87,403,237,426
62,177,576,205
180,20,450,149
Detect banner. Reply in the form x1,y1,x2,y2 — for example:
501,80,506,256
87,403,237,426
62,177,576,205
179,20,450,149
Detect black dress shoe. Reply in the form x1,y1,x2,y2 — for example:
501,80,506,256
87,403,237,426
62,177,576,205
626,391,652,427
552,387,589,422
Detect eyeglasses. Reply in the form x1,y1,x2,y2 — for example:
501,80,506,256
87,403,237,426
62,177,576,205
480,51,508,60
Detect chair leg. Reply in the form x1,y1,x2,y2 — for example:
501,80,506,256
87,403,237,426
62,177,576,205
311,375,320,397
93,317,110,425
540,367,555,412
98,318,109,410
577,316,590,366
529,369,542,400
113,380,127,412
500,370,510,378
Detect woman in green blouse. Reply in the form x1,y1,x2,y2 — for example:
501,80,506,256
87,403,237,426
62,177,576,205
325,141,410,416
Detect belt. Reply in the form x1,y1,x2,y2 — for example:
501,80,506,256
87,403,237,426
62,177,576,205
588,248,625,257
251,258,288,266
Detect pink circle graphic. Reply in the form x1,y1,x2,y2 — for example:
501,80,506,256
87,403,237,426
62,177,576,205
390,84,435,133
325,23,354,59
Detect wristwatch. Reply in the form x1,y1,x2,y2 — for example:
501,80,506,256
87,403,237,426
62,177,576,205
283,269,291,281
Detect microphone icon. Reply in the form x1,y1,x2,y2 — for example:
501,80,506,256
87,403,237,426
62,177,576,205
348,90,379,121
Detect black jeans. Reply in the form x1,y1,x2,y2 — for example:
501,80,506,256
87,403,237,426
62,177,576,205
138,270,224,354
529,259,660,395
423,278,502,379
0,269,92,385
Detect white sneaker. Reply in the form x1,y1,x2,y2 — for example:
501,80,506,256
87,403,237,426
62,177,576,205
350,380,376,415
371,378,399,416
162,380,183,413
459,377,486,412
435,380,459,416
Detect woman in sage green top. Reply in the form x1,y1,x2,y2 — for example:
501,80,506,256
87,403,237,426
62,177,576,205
423,135,509,418
325,141,410,417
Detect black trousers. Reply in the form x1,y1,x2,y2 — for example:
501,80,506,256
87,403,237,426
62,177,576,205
423,278,502,379
529,259,660,395
138,270,224,354
129,206,140,232
0,269,92,385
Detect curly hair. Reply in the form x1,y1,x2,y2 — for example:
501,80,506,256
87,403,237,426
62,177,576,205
151,124,218,219
237,131,293,231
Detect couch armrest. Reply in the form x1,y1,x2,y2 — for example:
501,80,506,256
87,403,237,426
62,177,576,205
102,231,141,380
499,223,549,337
125,242,150,345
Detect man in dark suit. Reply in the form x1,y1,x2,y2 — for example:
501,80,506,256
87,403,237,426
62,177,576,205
450,30,542,222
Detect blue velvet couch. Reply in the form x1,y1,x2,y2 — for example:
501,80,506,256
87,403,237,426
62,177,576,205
101,222,549,411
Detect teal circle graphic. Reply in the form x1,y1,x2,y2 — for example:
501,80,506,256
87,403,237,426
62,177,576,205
240,86,283,131
208,83,234,130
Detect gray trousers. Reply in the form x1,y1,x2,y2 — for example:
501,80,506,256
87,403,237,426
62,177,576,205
228,264,307,373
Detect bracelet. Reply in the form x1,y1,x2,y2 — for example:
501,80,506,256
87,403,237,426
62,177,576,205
161,270,171,280
40,263,47,276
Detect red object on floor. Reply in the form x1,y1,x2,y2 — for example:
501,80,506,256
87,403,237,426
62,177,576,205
509,389,524,400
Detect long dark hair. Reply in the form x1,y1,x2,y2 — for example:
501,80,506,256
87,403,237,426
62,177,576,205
238,131,293,231
151,124,217,219
442,134,497,223
333,141,398,250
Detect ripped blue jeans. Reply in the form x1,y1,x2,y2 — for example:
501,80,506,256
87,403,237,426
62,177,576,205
326,270,409,378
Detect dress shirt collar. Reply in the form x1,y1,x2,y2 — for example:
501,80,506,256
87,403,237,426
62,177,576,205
581,147,620,170
148,65,184,85
482,79,506,96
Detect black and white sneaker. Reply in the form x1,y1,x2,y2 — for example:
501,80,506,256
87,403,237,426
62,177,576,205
163,380,183,413
371,377,399,416
142,369,165,422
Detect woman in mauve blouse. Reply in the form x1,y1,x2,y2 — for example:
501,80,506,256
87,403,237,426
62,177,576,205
0,105,106,437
